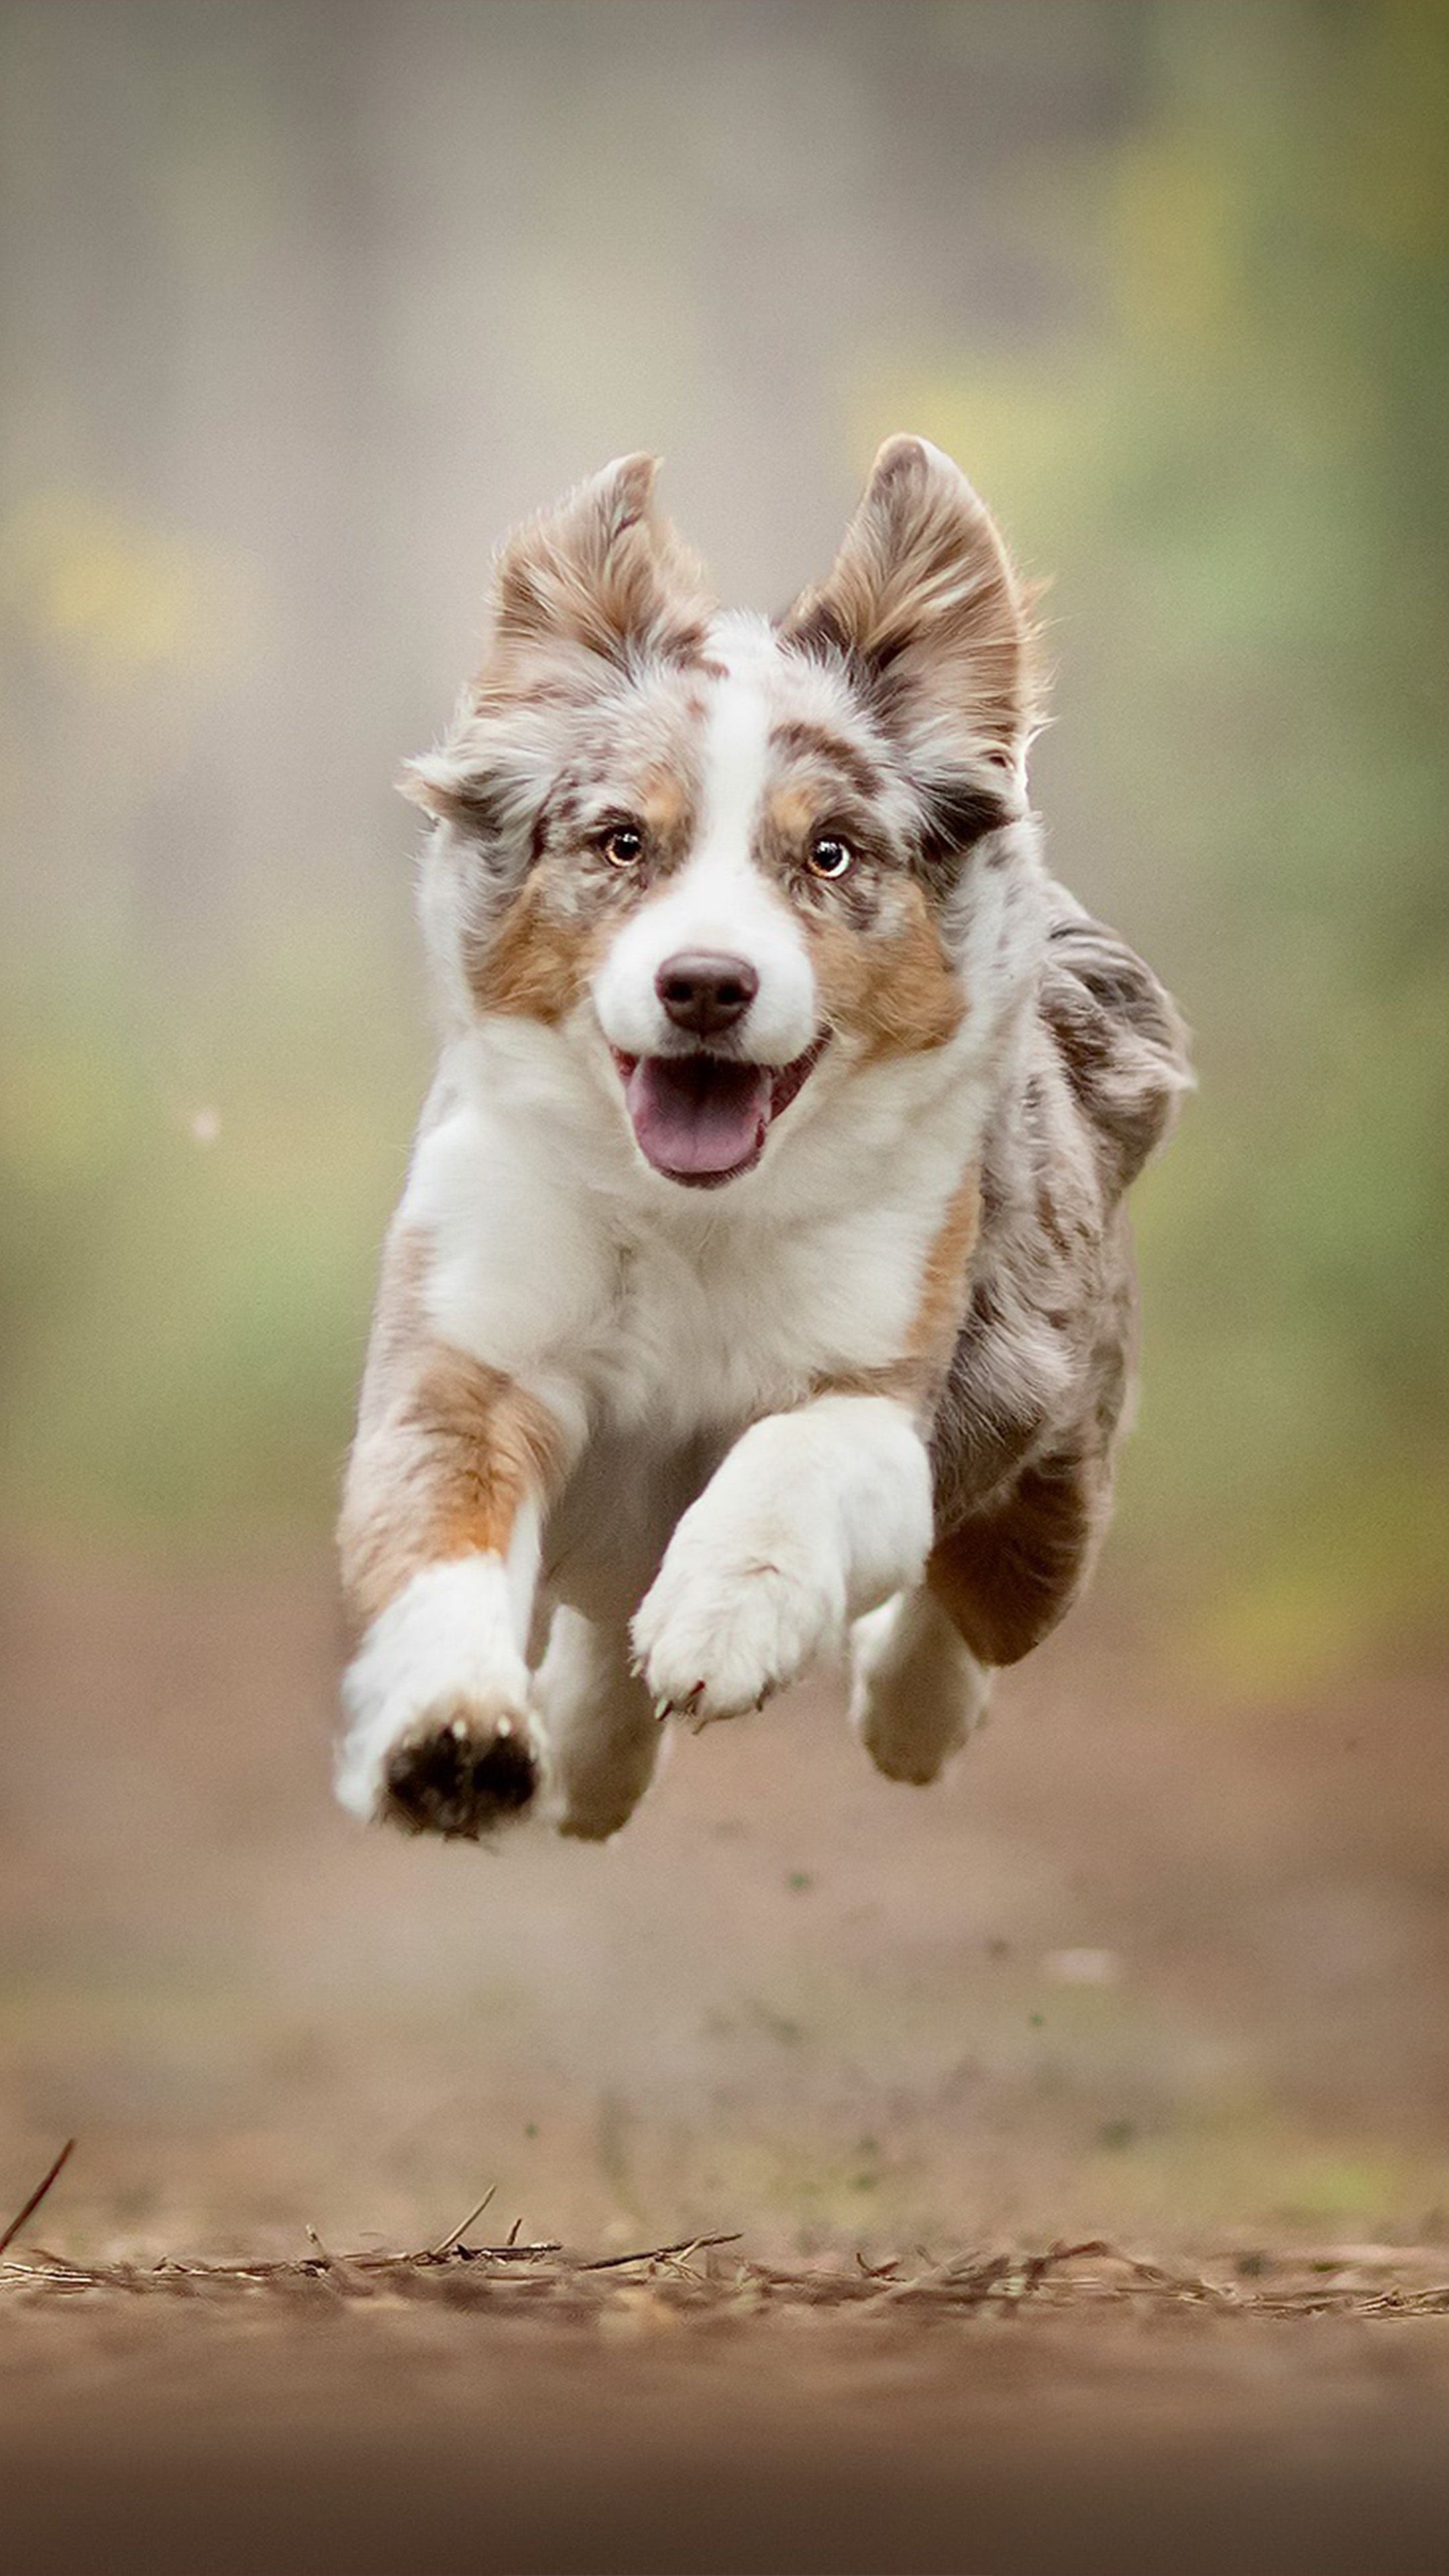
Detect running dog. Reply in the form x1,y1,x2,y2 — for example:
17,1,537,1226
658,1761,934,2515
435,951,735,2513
336,438,1189,1843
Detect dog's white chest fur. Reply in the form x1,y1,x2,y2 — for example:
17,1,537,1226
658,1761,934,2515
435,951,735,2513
409,1023,981,1446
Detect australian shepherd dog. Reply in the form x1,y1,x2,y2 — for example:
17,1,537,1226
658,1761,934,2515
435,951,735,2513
336,438,1189,1844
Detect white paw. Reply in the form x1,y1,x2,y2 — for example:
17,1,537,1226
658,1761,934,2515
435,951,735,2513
632,1510,847,1723
336,1558,541,1836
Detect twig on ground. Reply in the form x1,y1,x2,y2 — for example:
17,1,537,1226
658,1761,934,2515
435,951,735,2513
0,2139,76,2259
431,2185,497,2257
580,2231,743,2272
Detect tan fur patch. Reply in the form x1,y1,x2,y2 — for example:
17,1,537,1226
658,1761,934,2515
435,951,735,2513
637,765,692,843
806,1171,979,1424
906,1169,981,1372
339,1224,564,1633
806,880,964,1061
468,878,600,1023
766,782,821,846
807,1360,931,1411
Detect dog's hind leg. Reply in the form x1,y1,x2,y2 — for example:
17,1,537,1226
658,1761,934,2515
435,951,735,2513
849,1585,990,1786
536,1607,665,1841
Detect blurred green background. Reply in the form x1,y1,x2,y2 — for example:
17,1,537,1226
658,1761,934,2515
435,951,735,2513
2,0,1446,1686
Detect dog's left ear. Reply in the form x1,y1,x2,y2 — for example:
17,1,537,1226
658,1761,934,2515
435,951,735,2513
782,437,1040,784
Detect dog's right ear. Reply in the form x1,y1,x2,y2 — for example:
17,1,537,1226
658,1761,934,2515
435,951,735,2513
401,457,713,829
485,453,710,686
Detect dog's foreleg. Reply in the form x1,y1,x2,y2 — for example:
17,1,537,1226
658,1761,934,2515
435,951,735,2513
335,1228,571,1837
631,1394,933,1723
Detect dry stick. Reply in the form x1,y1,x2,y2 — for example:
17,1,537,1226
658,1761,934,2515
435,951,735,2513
580,2231,742,2273
1036,2238,1242,2306
430,2184,498,2257
0,2139,76,2260
458,2239,562,2265
856,2251,899,2279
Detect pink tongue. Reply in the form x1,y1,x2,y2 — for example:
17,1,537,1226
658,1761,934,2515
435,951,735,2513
626,1055,772,1179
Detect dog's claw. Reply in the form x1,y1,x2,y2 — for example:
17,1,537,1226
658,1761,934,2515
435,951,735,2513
651,1678,708,1729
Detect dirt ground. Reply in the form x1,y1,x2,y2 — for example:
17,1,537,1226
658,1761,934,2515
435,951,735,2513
2,1542,1448,2572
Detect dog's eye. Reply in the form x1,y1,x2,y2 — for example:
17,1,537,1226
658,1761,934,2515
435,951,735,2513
600,824,644,870
807,835,853,881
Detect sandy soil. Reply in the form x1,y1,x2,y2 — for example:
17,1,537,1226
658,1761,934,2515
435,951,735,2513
3,2291,1449,2575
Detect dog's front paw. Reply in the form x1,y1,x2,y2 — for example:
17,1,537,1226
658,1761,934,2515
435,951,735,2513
632,1515,847,1724
336,1560,541,1837
339,1680,541,1839
380,1707,539,1838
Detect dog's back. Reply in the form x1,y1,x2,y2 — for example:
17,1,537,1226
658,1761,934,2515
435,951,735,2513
927,890,1189,1669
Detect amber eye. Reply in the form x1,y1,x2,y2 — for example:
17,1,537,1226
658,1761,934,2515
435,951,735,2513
807,835,853,880
600,824,644,869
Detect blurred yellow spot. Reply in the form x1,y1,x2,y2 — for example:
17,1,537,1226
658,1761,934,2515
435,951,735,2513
0,492,251,678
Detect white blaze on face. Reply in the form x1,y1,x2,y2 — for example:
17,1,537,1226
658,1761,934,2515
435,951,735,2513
591,623,818,1070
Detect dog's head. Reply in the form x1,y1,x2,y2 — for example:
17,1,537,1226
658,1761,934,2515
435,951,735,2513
408,439,1044,1189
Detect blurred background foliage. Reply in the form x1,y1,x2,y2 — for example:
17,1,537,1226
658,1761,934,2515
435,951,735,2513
1,0,1445,1691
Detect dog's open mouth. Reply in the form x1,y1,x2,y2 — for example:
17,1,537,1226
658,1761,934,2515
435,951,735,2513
612,1039,827,1187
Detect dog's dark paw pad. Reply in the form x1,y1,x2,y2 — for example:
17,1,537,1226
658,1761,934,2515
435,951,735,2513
383,1716,538,1839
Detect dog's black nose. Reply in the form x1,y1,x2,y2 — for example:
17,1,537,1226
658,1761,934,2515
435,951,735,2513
656,952,759,1037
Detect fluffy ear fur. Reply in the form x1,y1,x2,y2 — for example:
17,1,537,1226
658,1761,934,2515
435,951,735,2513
781,437,1041,784
401,455,714,827
486,451,711,685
